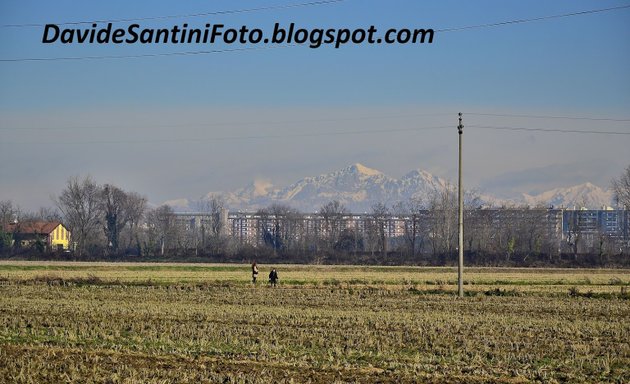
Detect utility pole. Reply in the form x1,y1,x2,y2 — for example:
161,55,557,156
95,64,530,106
457,112,464,298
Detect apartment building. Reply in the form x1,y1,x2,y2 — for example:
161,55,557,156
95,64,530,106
173,208,628,253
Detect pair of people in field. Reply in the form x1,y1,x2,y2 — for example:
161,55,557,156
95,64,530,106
251,262,278,287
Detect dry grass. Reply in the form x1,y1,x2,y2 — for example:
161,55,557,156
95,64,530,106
0,262,629,383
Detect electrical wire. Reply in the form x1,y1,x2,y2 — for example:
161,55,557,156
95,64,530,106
0,0,347,28
0,44,291,63
0,112,453,131
464,112,630,122
3,112,627,132
436,4,630,33
0,125,453,145
4,121,628,146
1,4,628,62
468,124,630,135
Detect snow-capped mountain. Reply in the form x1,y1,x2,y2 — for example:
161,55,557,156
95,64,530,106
520,182,614,209
215,163,450,212
162,164,616,212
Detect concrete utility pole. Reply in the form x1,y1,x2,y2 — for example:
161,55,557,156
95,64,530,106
457,113,464,298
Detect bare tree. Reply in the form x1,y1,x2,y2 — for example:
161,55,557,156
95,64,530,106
193,195,227,254
10,205,63,224
526,207,550,258
319,200,349,252
257,203,301,254
122,192,147,254
285,208,305,255
145,205,178,256
97,185,148,255
427,185,457,257
392,197,427,257
564,210,583,260
100,184,129,254
612,165,630,209
55,176,102,255
31,207,62,222
426,186,481,259
0,200,19,226
255,207,274,251
0,200,18,251
270,203,300,253
464,208,494,258
209,195,226,238
367,202,389,258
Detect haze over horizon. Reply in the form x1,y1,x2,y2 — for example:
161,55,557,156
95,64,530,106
159,162,618,212
1,0,629,211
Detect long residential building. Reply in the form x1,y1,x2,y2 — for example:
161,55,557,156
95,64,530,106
174,208,630,253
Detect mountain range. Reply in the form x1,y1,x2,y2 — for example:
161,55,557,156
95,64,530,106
163,163,616,212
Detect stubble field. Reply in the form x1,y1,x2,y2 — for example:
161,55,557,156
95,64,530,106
0,261,628,383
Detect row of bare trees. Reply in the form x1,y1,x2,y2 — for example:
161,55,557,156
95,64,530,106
0,176,229,257
52,176,229,257
2,165,629,263
240,187,568,263
53,176,148,256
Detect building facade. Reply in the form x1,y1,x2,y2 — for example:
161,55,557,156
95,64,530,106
3,221,71,250
173,208,629,254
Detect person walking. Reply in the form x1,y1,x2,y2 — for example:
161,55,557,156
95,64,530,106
251,262,259,284
269,268,279,287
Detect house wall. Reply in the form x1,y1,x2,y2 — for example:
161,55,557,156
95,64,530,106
50,224,70,250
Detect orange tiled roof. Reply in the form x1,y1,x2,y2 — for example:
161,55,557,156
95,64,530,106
3,221,63,235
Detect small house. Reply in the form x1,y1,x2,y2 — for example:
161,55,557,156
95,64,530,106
3,221,71,250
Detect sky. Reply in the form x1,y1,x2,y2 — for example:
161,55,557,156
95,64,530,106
1,0,629,211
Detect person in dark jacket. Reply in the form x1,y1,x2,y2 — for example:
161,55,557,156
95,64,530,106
269,268,278,287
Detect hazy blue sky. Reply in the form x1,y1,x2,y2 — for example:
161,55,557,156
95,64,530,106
1,0,629,210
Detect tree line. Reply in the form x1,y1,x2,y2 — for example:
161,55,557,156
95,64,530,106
1,165,629,266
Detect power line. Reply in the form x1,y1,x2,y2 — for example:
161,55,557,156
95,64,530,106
0,44,291,63
465,112,630,122
5,121,627,145
0,112,452,131
0,0,347,28
468,124,630,135
1,4,627,63
2,121,627,145
0,125,453,145
436,4,630,33
3,111,627,132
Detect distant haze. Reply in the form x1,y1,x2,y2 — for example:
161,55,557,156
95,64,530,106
1,1,628,211
162,163,617,212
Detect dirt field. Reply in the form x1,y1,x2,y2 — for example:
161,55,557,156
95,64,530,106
1,262,628,383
